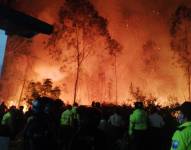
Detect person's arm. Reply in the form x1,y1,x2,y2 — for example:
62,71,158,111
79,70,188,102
129,114,135,136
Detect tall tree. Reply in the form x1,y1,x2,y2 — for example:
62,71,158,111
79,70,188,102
24,79,61,103
129,83,146,103
41,79,53,96
170,5,191,100
48,0,122,104
108,39,122,104
2,36,32,106
142,40,160,72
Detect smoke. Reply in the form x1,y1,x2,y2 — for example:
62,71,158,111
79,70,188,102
1,0,191,105
92,0,191,103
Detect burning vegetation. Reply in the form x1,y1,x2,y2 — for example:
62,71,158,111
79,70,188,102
1,0,191,107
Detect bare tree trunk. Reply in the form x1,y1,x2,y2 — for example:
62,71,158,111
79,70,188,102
73,25,80,104
188,65,191,100
86,81,90,103
108,81,112,102
73,60,80,104
114,55,118,105
184,22,191,100
18,59,29,106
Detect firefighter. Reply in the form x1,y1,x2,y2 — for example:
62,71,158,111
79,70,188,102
170,102,191,150
129,102,148,150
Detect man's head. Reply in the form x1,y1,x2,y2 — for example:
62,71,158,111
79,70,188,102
32,97,44,113
134,102,143,109
179,102,191,121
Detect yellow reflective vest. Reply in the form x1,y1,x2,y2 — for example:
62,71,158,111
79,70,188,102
60,109,73,126
1,112,12,126
129,108,148,136
170,122,191,150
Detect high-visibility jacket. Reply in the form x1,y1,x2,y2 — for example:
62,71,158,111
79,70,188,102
71,106,79,121
1,112,12,126
129,108,148,136
170,122,191,150
60,109,73,126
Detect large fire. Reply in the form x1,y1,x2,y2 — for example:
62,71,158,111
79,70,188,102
1,0,191,107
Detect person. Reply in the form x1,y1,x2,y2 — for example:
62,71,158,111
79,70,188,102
129,102,148,150
108,108,124,128
149,106,165,128
71,103,80,128
0,102,7,121
148,106,165,150
60,105,75,150
23,98,56,150
1,106,17,139
170,102,191,150
60,105,73,127
69,107,107,150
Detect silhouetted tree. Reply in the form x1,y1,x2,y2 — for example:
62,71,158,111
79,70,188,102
47,0,122,104
41,78,53,96
51,86,61,99
129,83,146,103
2,36,33,106
129,83,158,106
142,40,160,72
170,5,191,100
108,79,113,101
108,39,122,105
167,95,179,106
24,79,61,103
146,94,157,106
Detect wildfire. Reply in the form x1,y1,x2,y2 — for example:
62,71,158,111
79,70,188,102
5,99,29,113
1,0,191,106
34,65,64,82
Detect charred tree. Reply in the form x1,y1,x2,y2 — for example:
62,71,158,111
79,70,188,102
142,40,160,73
170,5,191,100
107,39,122,105
47,0,122,104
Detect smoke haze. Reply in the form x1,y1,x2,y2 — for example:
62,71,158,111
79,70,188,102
1,0,191,105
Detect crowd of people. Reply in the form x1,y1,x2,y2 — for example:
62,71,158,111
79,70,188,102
0,97,190,150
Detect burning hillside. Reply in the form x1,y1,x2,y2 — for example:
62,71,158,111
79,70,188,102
1,0,191,106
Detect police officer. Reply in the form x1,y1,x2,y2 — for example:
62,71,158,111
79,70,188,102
60,105,75,150
170,102,191,150
60,105,73,127
1,106,18,139
129,102,148,150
